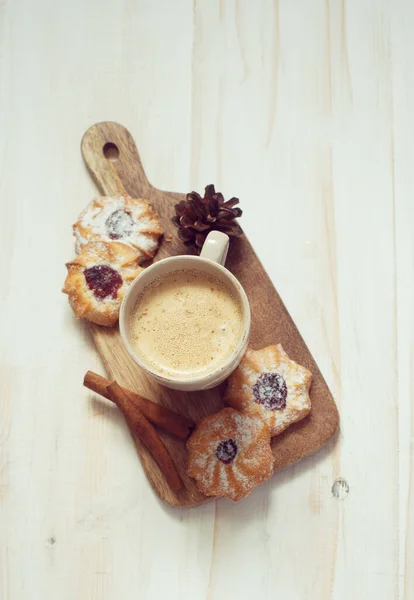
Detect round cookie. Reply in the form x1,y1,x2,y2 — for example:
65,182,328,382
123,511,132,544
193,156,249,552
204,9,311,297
73,196,163,261
187,407,274,501
225,344,312,437
62,241,143,326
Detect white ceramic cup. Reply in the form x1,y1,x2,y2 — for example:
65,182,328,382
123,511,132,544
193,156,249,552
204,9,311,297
119,231,251,391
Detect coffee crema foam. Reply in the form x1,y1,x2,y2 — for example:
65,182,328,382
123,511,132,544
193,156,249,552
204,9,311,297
130,269,243,379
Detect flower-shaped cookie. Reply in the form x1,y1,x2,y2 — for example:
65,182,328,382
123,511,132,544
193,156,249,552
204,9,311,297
225,345,312,437
62,241,143,326
187,407,274,501
73,196,163,261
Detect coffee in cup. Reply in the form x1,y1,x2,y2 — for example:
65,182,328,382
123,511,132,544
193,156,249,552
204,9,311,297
130,268,244,380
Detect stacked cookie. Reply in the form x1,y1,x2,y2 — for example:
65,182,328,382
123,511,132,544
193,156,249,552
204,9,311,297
187,344,312,501
62,196,163,326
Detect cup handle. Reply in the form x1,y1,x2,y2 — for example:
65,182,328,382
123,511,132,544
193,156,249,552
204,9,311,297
200,231,230,266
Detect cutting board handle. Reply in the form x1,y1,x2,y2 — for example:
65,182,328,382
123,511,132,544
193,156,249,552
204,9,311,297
81,122,152,198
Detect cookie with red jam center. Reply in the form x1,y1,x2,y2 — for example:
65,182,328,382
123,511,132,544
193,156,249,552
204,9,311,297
62,241,143,326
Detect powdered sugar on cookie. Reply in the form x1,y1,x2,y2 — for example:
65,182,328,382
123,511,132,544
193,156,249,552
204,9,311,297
225,344,312,437
62,241,143,326
73,196,163,260
187,407,274,501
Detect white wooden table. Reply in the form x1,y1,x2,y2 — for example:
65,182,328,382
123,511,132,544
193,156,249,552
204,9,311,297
1,1,412,598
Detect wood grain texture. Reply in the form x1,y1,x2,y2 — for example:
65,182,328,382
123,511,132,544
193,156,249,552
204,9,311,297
81,121,339,507
0,0,411,598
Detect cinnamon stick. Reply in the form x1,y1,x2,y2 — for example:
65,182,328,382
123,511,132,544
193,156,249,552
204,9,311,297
83,371,194,439
106,381,183,492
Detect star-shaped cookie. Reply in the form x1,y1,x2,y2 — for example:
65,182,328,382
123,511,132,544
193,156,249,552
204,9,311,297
225,344,312,437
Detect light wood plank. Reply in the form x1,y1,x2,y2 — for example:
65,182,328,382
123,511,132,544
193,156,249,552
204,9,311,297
0,0,411,598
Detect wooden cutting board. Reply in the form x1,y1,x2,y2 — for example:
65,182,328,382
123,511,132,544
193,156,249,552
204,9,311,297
81,121,339,507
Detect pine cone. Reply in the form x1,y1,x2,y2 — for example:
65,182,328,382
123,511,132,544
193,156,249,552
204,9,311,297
172,184,243,249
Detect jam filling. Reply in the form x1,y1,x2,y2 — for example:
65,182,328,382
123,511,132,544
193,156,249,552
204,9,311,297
105,209,134,240
216,438,238,464
84,265,123,299
253,372,287,410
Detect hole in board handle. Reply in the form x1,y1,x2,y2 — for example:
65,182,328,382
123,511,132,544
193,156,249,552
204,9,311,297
103,142,120,161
